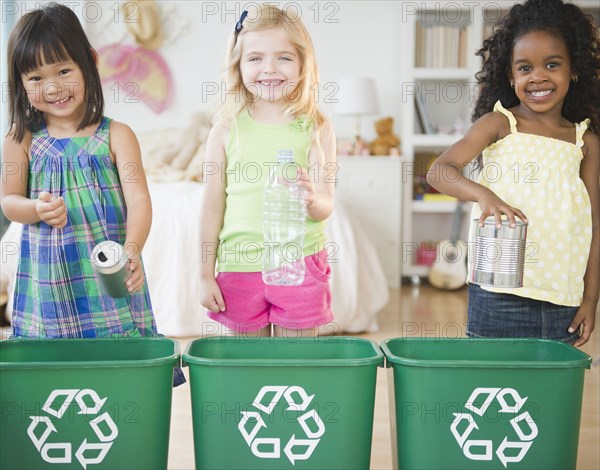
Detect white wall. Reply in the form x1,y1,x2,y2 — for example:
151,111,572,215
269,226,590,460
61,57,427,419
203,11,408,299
4,1,598,141
83,1,405,142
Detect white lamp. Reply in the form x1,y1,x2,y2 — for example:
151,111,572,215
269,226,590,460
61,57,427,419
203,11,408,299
334,77,380,151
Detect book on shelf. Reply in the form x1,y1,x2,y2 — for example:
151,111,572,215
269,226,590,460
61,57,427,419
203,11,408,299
414,94,436,135
414,22,468,68
422,193,457,202
457,27,468,68
415,21,424,67
483,21,495,42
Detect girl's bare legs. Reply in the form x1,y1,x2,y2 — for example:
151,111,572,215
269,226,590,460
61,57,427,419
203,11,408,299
224,325,272,337
223,325,318,337
273,326,318,337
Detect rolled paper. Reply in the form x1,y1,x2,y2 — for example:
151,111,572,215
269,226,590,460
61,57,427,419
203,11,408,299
90,241,131,298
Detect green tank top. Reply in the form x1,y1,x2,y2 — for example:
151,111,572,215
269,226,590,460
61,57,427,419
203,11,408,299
217,110,327,272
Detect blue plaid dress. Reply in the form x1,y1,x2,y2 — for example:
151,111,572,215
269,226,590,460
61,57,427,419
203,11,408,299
12,117,157,339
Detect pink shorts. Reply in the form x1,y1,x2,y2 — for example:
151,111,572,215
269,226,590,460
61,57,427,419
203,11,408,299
207,250,333,332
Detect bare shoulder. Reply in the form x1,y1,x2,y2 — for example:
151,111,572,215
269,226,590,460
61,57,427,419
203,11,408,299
463,111,508,146
109,119,137,143
208,121,229,145
316,119,335,141
107,120,141,164
4,124,31,142
205,121,229,165
310,119,336,166
2,126,32,159
582,128,600,159
312,119,336,155
479,109,510,126
475,110,510,133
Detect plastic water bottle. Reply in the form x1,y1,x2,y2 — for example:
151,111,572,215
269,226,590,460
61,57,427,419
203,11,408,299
262,149,307,286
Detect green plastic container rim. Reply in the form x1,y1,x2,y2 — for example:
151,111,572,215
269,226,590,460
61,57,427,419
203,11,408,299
380,338,592,369
183,336,384,367
0,337,181,370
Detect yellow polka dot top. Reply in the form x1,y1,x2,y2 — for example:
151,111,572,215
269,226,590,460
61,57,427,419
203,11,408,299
469,101,592,306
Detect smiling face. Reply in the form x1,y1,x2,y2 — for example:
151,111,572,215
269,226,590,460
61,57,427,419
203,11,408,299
21,57,87,123
509,29,574,114
239,27,301,105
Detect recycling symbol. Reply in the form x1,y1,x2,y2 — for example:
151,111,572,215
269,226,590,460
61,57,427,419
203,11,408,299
450,387,538,468
238,385,325,464
27,389,119,469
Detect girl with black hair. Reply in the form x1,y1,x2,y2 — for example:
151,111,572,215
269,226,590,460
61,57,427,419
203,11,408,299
427,0,600,347
2,3,157,342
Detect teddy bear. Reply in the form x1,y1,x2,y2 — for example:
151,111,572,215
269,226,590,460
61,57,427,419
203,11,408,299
369,117,401,156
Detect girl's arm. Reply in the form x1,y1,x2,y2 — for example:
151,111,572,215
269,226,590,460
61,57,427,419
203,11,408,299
1,131,67,227
110,120,152,292
199,123,228,313
426,112,527,227
571,130,600,347
300,120,336,221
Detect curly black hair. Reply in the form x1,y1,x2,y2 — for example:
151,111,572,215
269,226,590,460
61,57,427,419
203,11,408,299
473,0,600,133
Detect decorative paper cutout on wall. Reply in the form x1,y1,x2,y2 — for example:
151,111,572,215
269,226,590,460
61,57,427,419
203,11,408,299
124,0,164,50
98,44,173,114
96,0,178,114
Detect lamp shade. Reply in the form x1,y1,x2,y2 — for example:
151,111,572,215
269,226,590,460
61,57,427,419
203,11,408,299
334,77,380,115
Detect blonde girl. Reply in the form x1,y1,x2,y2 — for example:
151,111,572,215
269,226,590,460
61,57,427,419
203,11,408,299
200,5,336,337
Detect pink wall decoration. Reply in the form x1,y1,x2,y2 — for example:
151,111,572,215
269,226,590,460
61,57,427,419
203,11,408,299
98,44,174,114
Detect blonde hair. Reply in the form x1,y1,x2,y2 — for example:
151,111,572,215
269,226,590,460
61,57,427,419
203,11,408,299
214,4,328,159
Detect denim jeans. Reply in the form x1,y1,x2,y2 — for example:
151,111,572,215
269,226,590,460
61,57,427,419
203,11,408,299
467,284,580,343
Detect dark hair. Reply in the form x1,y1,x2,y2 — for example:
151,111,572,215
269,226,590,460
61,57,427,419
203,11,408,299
7,2,104,143
473,0,600,133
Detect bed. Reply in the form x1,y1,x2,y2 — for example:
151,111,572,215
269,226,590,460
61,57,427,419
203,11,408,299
0,115,389,336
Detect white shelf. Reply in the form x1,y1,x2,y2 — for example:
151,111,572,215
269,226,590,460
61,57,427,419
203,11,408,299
400,2,483,280
337,156,405,288
413,68,472,80
412,200,471,213
402,263,430,278
569,0,600,8
413,133,462,150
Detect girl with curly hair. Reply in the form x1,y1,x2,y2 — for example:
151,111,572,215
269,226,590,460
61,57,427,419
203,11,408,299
427,0,600,347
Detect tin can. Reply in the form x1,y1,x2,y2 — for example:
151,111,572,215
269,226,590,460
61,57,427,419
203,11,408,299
470,217,527,288
90,240,130,298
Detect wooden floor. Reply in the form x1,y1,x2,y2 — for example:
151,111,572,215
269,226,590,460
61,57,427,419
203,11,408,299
167,284,599,469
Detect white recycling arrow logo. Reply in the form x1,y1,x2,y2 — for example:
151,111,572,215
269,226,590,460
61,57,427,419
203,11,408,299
27,388,119,468
239,385,325,464
450,387,538,468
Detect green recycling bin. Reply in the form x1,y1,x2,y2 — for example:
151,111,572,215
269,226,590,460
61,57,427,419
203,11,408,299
183,336,383,469
0,337,180,469
381,338,592,469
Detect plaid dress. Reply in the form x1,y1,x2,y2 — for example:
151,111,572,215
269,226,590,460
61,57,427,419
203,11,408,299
12,117,157,339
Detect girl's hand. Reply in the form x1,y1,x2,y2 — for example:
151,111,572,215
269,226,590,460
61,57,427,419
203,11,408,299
36,191,67,228
570,300,597,347
125,253,145,293
477,189,528,228
296,168,316,209
200,276,226,313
